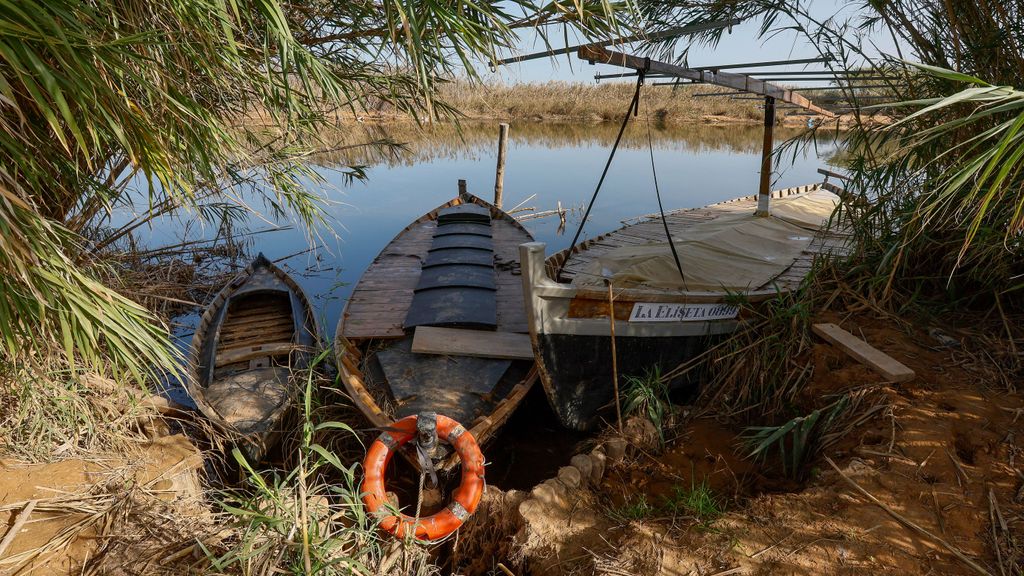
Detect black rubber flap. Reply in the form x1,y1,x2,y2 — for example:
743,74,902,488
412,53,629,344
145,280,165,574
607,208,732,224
437,204,491,225
423,248,494,268
428,234,493,252
376,338,510,423
404,287,497,329
434,222,492,238
415,264,496,291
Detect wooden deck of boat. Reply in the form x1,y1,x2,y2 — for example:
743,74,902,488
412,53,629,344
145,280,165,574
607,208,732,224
342,217,529,340
558,183,850,290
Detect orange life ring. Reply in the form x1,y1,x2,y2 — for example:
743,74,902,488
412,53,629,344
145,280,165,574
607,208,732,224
361,414,485,540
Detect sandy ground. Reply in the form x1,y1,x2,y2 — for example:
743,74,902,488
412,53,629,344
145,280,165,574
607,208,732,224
460,311,1022,576
0,434,205,575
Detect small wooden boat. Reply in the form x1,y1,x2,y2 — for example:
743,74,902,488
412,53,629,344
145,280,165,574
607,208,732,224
188,254,320,461
335,188,537,472
521,182,849,431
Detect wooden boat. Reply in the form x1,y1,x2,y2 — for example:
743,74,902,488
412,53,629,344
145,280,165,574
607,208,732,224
188,254,320,461
520,182,850,431
335,189,537,472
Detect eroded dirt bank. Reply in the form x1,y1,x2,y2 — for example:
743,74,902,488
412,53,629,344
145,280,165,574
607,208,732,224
456,311,1023,575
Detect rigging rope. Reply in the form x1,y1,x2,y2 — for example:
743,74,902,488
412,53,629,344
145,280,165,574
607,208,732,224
556,58,687,288
643,79,687,289
556,64,647,281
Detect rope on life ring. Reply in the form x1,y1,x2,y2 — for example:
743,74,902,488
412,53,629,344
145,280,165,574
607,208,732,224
361,414,485,540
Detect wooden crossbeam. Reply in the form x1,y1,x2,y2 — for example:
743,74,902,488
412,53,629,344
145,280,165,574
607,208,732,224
215,343,307,368
691,56,831,70
411,326,534,360
578,45,836,117
817,168,850,181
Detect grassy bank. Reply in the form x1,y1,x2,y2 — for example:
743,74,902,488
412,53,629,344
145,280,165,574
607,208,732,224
355,80,816,125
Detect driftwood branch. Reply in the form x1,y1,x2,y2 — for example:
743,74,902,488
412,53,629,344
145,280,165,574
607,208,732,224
0,500,37,558
825,457,992,576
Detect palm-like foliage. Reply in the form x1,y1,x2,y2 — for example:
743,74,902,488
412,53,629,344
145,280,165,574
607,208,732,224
0,0,633,380
868,67,1024,290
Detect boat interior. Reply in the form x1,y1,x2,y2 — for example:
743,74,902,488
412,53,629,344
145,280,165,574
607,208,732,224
206,291,296,434
337,194,537,451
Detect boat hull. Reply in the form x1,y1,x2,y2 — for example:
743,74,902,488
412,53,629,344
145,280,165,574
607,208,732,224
535,332,718,431
521,241,742,431
519,183,845,431
188,254,320,463
335,190,538,473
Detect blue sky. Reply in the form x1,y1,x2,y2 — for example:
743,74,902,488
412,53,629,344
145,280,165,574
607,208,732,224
488,1,898,84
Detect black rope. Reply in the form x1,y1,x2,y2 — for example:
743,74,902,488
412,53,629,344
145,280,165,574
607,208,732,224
643,78,687,289
556,64,647,281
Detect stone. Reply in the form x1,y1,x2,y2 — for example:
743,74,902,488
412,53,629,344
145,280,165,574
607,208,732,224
530,479,569,510
518,497,544,521
605,437,627,463
139,434,204,503
588,449,606,483
843,457,876,478
623,416,660,451
570,454,592,485
556,465,582,489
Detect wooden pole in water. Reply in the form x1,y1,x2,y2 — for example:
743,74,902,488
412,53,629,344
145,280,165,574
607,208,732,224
606,280,623,434
756,95,776,217
494,123,509,209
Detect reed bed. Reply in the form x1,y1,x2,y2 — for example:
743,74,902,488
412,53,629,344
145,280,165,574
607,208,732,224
303,79,778,125
433,80,775,124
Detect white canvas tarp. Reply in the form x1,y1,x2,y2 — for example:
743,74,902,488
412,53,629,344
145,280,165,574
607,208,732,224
571,189,841,292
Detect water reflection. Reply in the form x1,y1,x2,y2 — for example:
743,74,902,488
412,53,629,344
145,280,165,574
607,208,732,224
144,121,836,345
307,121,837,168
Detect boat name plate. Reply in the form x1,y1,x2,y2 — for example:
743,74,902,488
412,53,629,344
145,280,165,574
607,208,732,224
628,302,739,322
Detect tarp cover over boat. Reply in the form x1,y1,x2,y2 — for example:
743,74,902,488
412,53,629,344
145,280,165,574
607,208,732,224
404,204,498,329
571,190,841,292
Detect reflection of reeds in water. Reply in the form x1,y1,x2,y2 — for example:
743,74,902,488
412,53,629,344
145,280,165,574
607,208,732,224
307,121,830,169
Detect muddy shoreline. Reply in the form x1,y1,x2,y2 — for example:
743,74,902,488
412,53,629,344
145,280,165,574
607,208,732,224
3,305,1020,575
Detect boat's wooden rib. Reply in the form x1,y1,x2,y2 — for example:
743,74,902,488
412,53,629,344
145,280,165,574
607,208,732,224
188,254,321,461
522,182,851,431
335,191,538,472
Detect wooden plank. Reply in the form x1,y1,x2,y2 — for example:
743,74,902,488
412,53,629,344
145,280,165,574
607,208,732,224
411,326,534,360
343,325,404,339
222,317,294,332
215,343,306,367
812,323,915,382
223,309,290,324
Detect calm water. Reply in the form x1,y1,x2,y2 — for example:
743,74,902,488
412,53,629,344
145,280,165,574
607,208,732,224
124,121,837,369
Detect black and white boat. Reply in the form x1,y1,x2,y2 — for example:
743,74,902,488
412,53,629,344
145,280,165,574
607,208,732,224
520,183,847,431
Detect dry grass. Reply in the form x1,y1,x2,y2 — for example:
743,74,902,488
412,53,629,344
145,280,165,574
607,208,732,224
334,79,804,125
0,424,221,575
438,80,772,124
